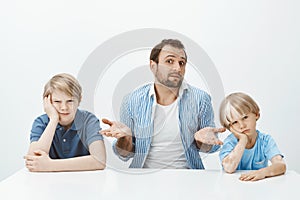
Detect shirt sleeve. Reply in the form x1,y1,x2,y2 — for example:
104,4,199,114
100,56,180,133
199,92,220,153
83,113,103,147
112,94,135,161
264,134,283,160
219,135,236,162
30,116,47,143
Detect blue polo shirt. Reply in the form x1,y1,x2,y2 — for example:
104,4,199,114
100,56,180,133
30,109,103,159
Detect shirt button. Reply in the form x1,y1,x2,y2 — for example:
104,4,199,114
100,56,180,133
63,139,66,142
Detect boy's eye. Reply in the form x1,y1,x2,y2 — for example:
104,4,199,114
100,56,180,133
231,121,237,125
243,116,248,120
67,100,74,103
53,101,61,103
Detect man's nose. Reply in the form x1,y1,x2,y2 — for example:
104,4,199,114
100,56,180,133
173,62,181,71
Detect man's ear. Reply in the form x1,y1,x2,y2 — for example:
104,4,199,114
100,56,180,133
150,60,157,72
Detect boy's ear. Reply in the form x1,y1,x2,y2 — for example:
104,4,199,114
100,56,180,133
256,113,260,120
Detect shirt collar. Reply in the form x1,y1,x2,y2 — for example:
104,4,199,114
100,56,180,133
56,109,82,131
148,80,189,101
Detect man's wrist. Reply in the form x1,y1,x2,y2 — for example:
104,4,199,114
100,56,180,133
116,136,133,151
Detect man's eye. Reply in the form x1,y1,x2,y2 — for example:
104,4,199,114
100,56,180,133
179,61,186,66
166,59,173,64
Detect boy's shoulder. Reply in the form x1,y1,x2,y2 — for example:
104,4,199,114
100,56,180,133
75,109,99,121
34,113,50,124
224,133,238,144
256,130,273,142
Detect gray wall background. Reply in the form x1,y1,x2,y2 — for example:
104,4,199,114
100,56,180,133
1,0,299,180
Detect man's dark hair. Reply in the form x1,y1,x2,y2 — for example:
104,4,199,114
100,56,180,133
150,39,187,63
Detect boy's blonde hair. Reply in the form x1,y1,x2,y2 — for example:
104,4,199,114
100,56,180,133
219,92,260,130
43,73,82,102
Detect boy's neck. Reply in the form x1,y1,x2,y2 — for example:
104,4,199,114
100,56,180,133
245,131,258,149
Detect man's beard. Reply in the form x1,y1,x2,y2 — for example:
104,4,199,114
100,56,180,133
156,73,183,88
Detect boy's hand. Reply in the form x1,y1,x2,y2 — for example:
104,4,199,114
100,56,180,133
43,95,59,121
239,170,266,181
230,127,248,142
24,150,52,172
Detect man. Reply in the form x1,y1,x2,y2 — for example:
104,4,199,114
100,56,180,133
101,39,225,169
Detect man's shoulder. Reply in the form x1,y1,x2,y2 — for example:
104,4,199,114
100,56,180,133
185,84,211,99
131,83,152,94
187,84,208,93
126,83,152,99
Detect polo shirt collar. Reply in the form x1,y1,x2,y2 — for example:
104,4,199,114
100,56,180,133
56,109,83,131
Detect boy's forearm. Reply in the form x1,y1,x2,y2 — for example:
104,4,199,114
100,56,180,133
222,138,247,173
28,119,58,155
48,155,106,172
259,162,286,178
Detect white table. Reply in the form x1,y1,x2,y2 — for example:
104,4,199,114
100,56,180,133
0,168,299,200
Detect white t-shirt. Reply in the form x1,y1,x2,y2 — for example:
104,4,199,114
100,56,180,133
143,99,188,169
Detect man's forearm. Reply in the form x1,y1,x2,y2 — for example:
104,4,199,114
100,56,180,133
196,141,213,152
116,136,134,157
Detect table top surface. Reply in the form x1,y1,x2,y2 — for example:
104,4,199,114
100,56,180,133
0,168,299,200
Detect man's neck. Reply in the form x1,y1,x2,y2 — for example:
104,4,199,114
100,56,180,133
154,83,180,106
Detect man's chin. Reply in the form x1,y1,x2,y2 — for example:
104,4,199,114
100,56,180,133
167,81,182,88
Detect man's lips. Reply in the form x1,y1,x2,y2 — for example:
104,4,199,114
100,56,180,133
169,74,181,78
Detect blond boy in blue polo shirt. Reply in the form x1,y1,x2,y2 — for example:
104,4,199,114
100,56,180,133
24,73,106,172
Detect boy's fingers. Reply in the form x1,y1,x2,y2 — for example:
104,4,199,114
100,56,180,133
33,150,43,156
216,140,223,145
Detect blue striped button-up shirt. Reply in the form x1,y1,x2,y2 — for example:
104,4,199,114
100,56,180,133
112,82,220,169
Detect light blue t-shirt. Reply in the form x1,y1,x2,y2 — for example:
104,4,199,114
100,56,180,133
30,109,103,159
219,130,283,170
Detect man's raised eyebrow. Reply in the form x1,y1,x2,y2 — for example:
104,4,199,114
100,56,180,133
164,54,187,61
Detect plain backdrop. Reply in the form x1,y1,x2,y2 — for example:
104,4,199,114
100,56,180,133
1,0,299,181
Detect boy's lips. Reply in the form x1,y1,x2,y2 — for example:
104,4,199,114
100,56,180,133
242,129,250,134
59,113,70,116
